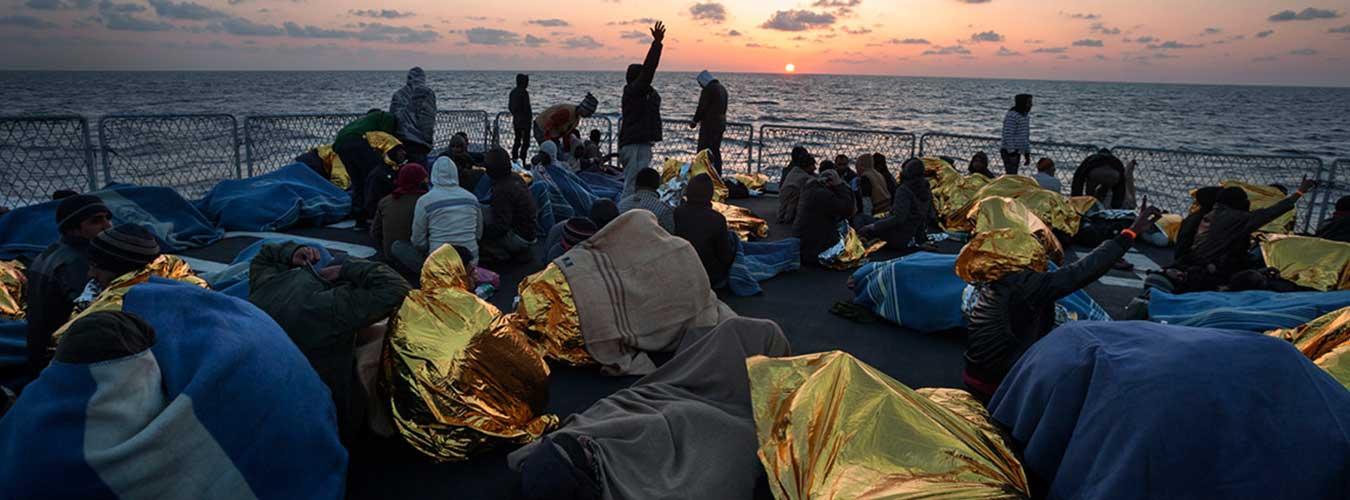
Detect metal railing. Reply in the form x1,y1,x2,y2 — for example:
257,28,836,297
757,125,916,178
0,116,95,207
435,110,491,153
648,119,755,174
1312,160,1349,229
919,132,1100,189
491,111,614,158
98,114,239,200
1111,147,1324,233
245,110,490,176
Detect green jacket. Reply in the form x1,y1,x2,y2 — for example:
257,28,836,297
248,242,410,438
334,111,398,145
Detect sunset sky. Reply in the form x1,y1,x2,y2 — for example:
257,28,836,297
1,0,1348,86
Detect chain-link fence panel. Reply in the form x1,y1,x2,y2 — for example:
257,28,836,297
99,114,238,199
1112,147,1323,232
648,120,754,175
493,111,614,158
245,113,363,176
757,125,916,180
1310,159,1348,231
0,116,95,208
435,110,490,153
919,132,1099,189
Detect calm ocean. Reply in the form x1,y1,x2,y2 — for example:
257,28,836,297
3,70,1348,160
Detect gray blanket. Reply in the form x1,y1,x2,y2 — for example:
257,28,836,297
509,317,791,500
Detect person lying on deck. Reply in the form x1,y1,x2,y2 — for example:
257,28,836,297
675,175,736,288
479,147,539,266
413,156,483,267
860,158,935,254
24,194,111,379
618,168,675,233
1167,180,1315,292
795,170,856,267
776,149,816,225
968,152,996,179
248,242,411,441
1315,195,1350,243
543,200,620,262
962,202,1162,402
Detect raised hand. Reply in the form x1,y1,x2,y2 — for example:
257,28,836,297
651,21,666,43
1298,176,1317,194
1129,196,1163,235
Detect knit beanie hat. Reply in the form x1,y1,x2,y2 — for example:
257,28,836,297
56,194,110,232
561,217,598,250
577,93,599,117
589,199,620,229
88,224,160,277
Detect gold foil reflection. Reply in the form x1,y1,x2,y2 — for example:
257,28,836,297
1260,235,1350,292
52,255,209,344
0,260,26,320
514,263,594,366
714,201,770,240
1267,306,1350,389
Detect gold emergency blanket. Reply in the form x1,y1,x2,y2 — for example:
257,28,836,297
1267,306,1350,389
1260,235,1350,291
1157,213,1183,244
661,150,729,202
748,351,1031,500
927,160,992,229
52,255,208,344
512,262,594,366
968,196,1065,265
1222,180,1295,234
364,131,405,168
314,145,351,189
1,260,25,320
714,201,770,240
956,228,1050,284
950,175,1081,236
1068,196,1100,216
385,246,558,461
733,172,770,191
821,224,885,271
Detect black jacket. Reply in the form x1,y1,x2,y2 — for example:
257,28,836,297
1070,153,1128,209
794,181,856,265
868,162,933,249
1183,194,1300,272
619,41,664,147
509,86,533,130
1316,215,1350,243
24,236,92,376
965,234,1133,385
692,80,728,132
674,202,735,287
1172,211,1206,263
487,175,538,241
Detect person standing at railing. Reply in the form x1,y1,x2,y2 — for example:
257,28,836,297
510,74,533,163
333,109,398,228
619,21,666,199
390,67,437,167
1000,94,1033,175
690,70,728,175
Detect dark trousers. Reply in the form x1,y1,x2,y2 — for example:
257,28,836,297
512,125,531,162
334,137,385,222
1000,149,1022,176
698,124,726,175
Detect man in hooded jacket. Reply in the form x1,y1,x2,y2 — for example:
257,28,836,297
777,149,816,225
619,21,666,198
390,67,436,165
861,159,932,252
794,170,856,266
690,70,729,175
674,175,735,287
480,147,538,265
412,157,483,266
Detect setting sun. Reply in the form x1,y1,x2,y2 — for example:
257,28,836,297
785,63,796,73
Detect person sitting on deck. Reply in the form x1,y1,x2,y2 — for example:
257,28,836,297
361,137,409,225
778,146,813,187
1172,186,1221,263
24,194,112,379
618,168,675,233
777,149,817,225
371,162,428,262
390,67,436,166
1167,180,1315,292
479,147,538,266
1070,150,1130,209
675,175,736,288
248,242,411,441
76,224,163,312
443,134,484,193
543,200,620,262
1032,157,1062,193
1315,196,1350,243
833,154,857,183
968,152,996,179
854,153,892,218
860,159,934,254
795,170,857,267
413,157,483,267
962,202,1162,402
333,109,397,227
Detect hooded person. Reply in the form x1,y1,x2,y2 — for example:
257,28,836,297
795,169,857,267
1070,150,1128,209
861,159,932,252
619,21,667,198
412,157,484,266
1172,186,1221,262
480,147,539,265
777,149,817,225
390,67,436,164
371,162,428,258
24,194,112,378
1172,180,1314,290
510,73,534,162
855,153,892,216
690,70,729,175
674,174,736,288
333,109,398,225
1315,195,1350,243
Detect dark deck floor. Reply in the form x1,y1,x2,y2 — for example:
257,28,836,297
178,195,1170,499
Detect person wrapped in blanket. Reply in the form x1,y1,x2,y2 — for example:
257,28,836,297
510,318,791,500
1164,179,1315,293
544,200,619,262
479,147,539,266
248,242,411,441
776,147,816,224
24,194,112,379
794,170,856,267
674,174,736,288
962,201,1162,402
859,158,935,255
1316,195,1350,243
331,109,398,226
71,224,164,314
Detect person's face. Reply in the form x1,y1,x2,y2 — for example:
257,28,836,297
451,143,467,156
972,157,988,170
89,266,119,287
77,213,113,240
1026,96,1034,111
389,148,408,165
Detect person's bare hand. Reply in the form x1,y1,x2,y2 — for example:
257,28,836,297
317,265,342,283
1298,176,1317,194
651,21,666,43
1129,196,1163,235
291,247,321,267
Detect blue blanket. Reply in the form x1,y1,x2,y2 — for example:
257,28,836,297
0,319,25,388
195,163,351,232
0,281,347,499
1149,289,1350,332
990,321,1350,500
852,253,1111,333
728,237,801,297
577,170,624,201
0,184,223,260
207,238,336,299
540,164,599,216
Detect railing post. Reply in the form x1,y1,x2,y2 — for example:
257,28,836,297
81,117,97,192
98,117,112,186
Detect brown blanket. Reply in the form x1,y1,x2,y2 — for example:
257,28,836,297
556,210,735,375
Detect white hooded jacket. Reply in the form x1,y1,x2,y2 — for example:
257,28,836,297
413,157,483,264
